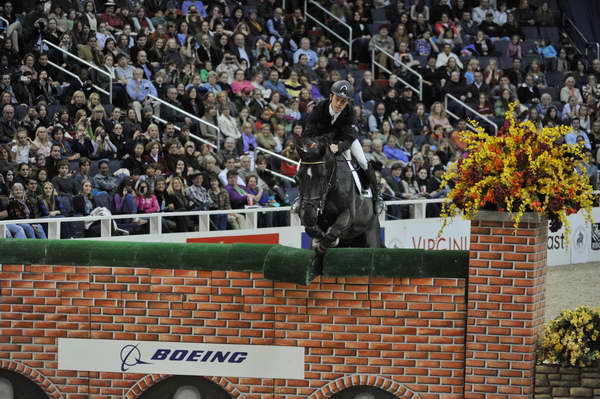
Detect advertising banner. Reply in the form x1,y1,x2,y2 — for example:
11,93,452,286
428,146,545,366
58,338,305,379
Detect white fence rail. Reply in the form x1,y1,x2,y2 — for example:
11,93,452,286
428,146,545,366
0,198,447,240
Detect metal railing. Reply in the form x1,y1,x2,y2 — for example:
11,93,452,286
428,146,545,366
383,198,445,220
445,93,498,135
0,198,448,240
43,40,113,104
304,0,352,60
255,147,300,166
563,16,592,59
267,169,296,183
0,16,9,33
151,115,219,151
371,45,423,101
148,94,221,149
47,60,84,86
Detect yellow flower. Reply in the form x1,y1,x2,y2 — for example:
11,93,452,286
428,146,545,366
438,102,594,245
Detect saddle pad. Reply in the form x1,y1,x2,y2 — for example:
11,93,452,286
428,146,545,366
342,150,372,199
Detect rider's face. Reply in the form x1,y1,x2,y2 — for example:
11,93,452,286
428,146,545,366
330,94,349,113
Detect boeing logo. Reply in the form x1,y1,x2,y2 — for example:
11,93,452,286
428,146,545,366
120,344,152,372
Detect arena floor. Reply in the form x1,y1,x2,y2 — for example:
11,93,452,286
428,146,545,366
545,262,600,321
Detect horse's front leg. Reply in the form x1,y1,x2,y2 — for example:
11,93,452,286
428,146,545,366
319,210,352,251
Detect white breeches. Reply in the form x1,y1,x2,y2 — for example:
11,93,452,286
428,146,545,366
351,139,368,170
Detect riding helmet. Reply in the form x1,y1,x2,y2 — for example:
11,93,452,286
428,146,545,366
330,80,354,100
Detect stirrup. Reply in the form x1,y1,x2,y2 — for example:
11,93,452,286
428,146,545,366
291,197,301,214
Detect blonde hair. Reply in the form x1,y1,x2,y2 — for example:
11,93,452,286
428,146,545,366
167,176,186,195
430,101,447,118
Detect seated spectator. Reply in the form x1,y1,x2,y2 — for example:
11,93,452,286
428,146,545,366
32,126,52,158
517,74,541,105
542,106,561,127
561,77,583,104
495,88,514,120
428,102,453,132
383,135,409,164
506,35,523,59
10,129,33,165
93,159,119,194
92,127,118,160
256,124,279,152
436,43,463,69
369,103,393,134
491,76,517,101
480,12,504,39
134,179,159,214
283,70,303,99
224,168,250,210
7,183,46,239
369,25,395,77
475,93,495,118
45,144,64,180
73,157,92,191
126,67,158,122
565,118,591,150
230,69,255,96
372,139,391,168
206,174,235,230
199,105,220,143
0,145,16,176
515,0,536,26
39,182,64,218
562,95,582,121
51,160,78,196
218,106,241,140
14,163,31,187
165,176,192,231
504,58,524,86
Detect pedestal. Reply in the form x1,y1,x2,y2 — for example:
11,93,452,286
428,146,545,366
465,211,548,399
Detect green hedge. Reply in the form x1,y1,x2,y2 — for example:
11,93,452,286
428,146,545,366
0,239,467,285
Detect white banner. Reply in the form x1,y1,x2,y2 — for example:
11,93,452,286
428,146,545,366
58,338,305,379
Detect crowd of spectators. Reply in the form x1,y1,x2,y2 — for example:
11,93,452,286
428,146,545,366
0,0,599,238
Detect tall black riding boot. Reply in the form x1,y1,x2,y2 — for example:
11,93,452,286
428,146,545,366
365,163,385,215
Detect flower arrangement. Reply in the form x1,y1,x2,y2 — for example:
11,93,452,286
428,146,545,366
537,306,600,367
439,103,594,240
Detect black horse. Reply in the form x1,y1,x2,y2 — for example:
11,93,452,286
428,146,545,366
295,136,383,252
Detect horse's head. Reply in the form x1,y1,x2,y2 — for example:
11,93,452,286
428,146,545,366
295,137,327,162
295,136,334,227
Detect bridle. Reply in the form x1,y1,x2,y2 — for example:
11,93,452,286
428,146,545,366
299,156,337,217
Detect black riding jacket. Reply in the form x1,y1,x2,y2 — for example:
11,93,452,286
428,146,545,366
303,99,358,153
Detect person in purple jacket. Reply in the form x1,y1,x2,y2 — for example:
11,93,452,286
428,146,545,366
224,169,249,209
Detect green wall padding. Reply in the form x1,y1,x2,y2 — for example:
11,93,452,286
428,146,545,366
0,239,468,284
227,243,276,271
262,245,316,285
323,248,374,277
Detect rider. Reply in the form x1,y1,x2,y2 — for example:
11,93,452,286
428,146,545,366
299,80,384,214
